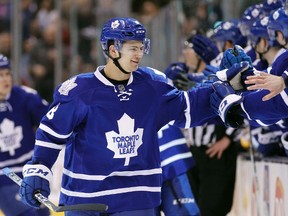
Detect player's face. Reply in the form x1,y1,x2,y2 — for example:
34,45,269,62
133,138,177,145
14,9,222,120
118,40,145,72
182,47,199,71
254,38,267,55
0,69,12,99
275,31,287,48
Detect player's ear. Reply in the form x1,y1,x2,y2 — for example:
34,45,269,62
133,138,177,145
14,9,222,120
277,31,285,44
109,45,120,58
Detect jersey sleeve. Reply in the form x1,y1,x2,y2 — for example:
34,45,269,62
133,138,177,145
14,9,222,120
170,85,216,128
240,89,288,125
143,67,217,129
32,77,89,168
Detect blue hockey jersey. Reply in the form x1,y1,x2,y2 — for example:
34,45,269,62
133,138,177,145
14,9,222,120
32,66,216,213
0,86,48,185
158,124,194,181
251,119,288,157
240,50,288,125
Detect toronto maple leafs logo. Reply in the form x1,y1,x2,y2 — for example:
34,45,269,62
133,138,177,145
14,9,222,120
58,77,78,96
0,119,23,156
105,113,143,166
111,20,120,29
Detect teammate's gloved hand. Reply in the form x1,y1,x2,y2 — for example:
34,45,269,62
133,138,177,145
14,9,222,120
164,62,189,80
164,62,197,90
187,73,207,83
210,81,244,128
220,45,253,70
216,61,251,90
173,73,197,91
220,45,255,90
20,162,52,208
191,34,220,65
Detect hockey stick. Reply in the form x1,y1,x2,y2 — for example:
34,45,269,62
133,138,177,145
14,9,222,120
248,132,261,216
2,167,108,212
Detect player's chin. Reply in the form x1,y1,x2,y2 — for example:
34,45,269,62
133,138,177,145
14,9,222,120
127,64,138,72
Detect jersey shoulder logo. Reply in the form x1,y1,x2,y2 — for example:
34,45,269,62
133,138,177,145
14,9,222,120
0,118,23,156
58,77,78,96
0,101,12,112
105,113,143,166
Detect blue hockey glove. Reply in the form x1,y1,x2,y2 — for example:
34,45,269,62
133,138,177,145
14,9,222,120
164,62,189,80
20,162,52,208
173,73,197,91
164,62,197,90
210,81,244,128
187,73,207,83
220,45,255,90
216,61,251,90
220,45,253,70
190,34,220,65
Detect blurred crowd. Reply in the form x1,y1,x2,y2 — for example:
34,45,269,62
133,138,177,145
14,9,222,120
1,0,288,215
0,0,226,103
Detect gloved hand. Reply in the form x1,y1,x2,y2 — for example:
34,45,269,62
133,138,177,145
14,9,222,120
164,62,197,90
173,73,197,91
210,81,244,128
190,34,220,65
20,162,52,208
164,62,189,80
220,45,255,90
220,45,253,70
216,61,250,90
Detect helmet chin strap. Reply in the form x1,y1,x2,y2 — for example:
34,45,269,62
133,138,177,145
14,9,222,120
106,51,130,75
283,38,288,48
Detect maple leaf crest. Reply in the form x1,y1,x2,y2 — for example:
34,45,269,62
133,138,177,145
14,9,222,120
58,77,77,96
111,20,120,29
0,119,23,156
105,113,143,166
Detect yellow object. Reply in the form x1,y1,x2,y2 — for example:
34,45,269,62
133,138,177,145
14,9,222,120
0,210,64,216
51,211,64,216
240,137,250,149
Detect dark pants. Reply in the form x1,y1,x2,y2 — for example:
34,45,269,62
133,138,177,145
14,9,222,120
187,143,238,216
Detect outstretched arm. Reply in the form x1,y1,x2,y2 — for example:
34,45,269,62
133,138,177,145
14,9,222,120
245,72,285,101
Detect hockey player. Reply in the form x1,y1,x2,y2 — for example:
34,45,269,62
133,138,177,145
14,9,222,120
210,44,288,155
0,54,50,216
18,17,222,216
157,124,200,216
210,6,288,128
246,6,288,100
240,13,287,157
